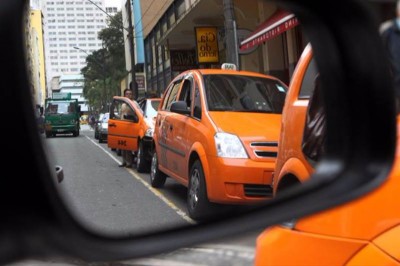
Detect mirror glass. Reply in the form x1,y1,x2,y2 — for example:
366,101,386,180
27,0,392,240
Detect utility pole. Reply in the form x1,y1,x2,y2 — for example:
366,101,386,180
85,0,137,99
223,0,239,68
126,0,137,100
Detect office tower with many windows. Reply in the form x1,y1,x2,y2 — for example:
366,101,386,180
41,0,107,90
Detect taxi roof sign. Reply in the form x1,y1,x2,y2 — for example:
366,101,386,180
221,63,237,71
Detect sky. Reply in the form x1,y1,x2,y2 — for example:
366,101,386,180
105,0,123,8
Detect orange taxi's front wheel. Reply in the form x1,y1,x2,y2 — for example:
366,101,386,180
187,160,216,221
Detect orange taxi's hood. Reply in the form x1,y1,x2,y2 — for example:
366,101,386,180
208,112,282,140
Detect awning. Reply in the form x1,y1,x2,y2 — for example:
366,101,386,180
240,9,299,52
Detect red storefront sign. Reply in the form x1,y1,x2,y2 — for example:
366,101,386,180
240,10,299,52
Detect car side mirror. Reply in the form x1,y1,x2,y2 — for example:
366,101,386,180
170,101,190,115
6,0,397,264
124,113,139,123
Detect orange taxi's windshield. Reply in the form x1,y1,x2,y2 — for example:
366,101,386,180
203,74,287,113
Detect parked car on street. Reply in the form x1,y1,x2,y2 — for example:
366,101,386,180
150,64,288,220
96,112,109,143
136,97,161,172
94,113,104,140
107,97,161,172
272,44,316,195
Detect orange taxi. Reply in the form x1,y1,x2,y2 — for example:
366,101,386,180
150,64,288,220
273,44,315,194
255,45,400,265
108,96,161,172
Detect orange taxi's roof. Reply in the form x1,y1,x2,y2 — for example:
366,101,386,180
188,68,284,82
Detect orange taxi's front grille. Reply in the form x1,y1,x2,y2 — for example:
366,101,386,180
250,141,278,158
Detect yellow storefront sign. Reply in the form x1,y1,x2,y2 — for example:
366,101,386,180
195,27,219,64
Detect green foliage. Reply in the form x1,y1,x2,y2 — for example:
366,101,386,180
81,11,127,113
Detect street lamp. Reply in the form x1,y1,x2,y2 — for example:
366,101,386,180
74,46,108,112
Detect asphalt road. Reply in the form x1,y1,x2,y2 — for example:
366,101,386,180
12,125,265,266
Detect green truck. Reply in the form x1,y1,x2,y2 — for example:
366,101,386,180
44,92,81,138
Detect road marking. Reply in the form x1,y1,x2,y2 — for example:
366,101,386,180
85,136,195,225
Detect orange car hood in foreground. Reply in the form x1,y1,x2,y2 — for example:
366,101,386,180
255,117,400,265
208,112,282,139
294,117,400,240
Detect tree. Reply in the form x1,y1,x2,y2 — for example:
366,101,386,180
81,11,127,113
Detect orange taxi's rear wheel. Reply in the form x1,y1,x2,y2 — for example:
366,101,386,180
150,151,167,188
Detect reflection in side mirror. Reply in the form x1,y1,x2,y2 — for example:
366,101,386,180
170,101,190,115
123,114,138,122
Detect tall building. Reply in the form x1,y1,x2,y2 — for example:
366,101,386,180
41,0,108,90
29,9,47,106
58,74,89,112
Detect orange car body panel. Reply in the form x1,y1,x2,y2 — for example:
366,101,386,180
255,44,400,265
273,44,314,194
153,68,287,204
108,96,149,151
255,226,367,266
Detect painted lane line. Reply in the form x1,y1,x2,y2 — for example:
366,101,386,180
85,136,195,225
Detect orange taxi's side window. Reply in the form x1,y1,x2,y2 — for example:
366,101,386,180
162,81,181,111
193,82,201,119
178,78,193,111
299,58,318,99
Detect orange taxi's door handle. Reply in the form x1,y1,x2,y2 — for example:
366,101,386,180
109,123,116,127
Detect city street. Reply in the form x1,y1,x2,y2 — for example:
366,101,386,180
19,125,264,265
